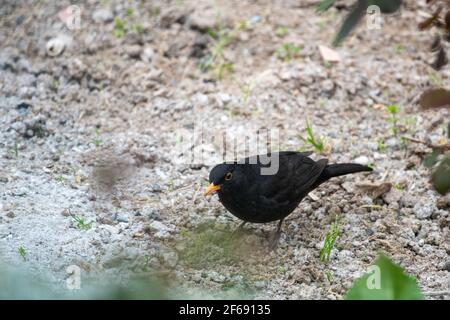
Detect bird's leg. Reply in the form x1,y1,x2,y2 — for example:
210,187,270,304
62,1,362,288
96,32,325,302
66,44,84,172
269,219,284,250
231,221,247,238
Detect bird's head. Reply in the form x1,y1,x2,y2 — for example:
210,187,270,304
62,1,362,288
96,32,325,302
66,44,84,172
204,163,241,196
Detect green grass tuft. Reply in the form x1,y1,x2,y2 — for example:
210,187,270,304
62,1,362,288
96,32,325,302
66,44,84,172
320,215,342,263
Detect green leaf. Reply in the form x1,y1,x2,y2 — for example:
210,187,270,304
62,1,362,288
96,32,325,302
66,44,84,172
423,149,441,168
332,0,403,46
432,156,450,195
316,0,337,13
418,88,450,109
333,1,366,46
345,254,424,300
373,0,402,14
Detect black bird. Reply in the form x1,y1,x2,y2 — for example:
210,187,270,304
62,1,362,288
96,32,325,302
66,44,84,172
204,151,372,248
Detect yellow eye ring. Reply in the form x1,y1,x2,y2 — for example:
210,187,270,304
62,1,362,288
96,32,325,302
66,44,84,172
224,172,233,181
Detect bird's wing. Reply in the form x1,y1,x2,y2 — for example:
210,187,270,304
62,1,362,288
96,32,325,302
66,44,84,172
244,152,327,203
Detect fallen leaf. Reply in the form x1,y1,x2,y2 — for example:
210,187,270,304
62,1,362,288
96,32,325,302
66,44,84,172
319,45,341,62
419,88,450,109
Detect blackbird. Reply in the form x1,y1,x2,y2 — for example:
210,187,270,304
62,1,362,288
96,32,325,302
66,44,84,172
204,151,372,248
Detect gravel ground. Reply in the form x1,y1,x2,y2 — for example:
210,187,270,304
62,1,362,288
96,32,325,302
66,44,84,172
0,0,449,299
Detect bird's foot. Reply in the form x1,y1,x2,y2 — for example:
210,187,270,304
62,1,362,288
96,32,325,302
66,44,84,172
269,231,281,251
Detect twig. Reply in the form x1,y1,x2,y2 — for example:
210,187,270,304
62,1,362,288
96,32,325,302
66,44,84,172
402,136,450,151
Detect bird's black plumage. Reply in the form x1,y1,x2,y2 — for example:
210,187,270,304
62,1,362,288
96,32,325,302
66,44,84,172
207,151,372,226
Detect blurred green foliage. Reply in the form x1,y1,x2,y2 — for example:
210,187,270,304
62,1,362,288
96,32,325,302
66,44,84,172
345,254,424,300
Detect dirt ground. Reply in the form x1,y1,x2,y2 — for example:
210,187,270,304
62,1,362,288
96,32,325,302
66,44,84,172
0,0,449,299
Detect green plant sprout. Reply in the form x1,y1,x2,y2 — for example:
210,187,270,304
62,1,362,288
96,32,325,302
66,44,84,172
74,216,93,230
114,17,125,38
200,22,246,79
394,183,404,190
9,143,19,158
325,270,334,283
377,139,386,152
275,26,289,37
320,215,342,263
300,119,325,153
394,44,404,54
275,43,300,61
18,246,27,261
94,128,102,147
386,105,399,136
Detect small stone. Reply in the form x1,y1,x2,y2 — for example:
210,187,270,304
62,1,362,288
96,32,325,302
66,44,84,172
125,45,142,59
327,205,341,216
141,46,155,63
115,214,129,223
383,188,403,205
353,155,370,166
413,202,436,219
208,271,226,283
46,35,72,57
92,9,113,23
437,195,450,209
400,194,416,208
341,181,354,193
150,184,162,192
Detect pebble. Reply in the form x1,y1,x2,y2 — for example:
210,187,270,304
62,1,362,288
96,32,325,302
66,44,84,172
383,188,402,205
149,220,172,239
353,155,370,166
161,250,178,268
413,202,436,219
92,9,113,23
125,45,142,59
141,46,155,63
46,35,72,57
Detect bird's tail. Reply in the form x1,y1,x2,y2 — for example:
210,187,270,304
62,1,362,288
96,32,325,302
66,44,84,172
314,163,372,187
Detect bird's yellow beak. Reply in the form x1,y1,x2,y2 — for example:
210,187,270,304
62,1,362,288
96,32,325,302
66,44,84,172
204,183,221,196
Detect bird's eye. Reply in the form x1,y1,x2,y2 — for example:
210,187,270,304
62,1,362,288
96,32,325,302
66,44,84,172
224,172,233,181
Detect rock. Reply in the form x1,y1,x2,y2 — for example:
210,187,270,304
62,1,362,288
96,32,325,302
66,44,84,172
216,93,231,105
413,202,436,219
383,188,403,205
141,46,155,63
341,181,354,193
92,9,113,23
327,205,341,216
353,155,370,166
160,8,186,28
115,214,129,223
437,195,450,209
149,221,172,239
161,250,178,268
150,184,162,193
12,187,27,196
189,9,216,31
400,193,416,208
318,45,341,63
190,34,209,58
208,271,226,283
46,35,72,57
147,208,160,220
67,58,86,80
125,45,142,59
